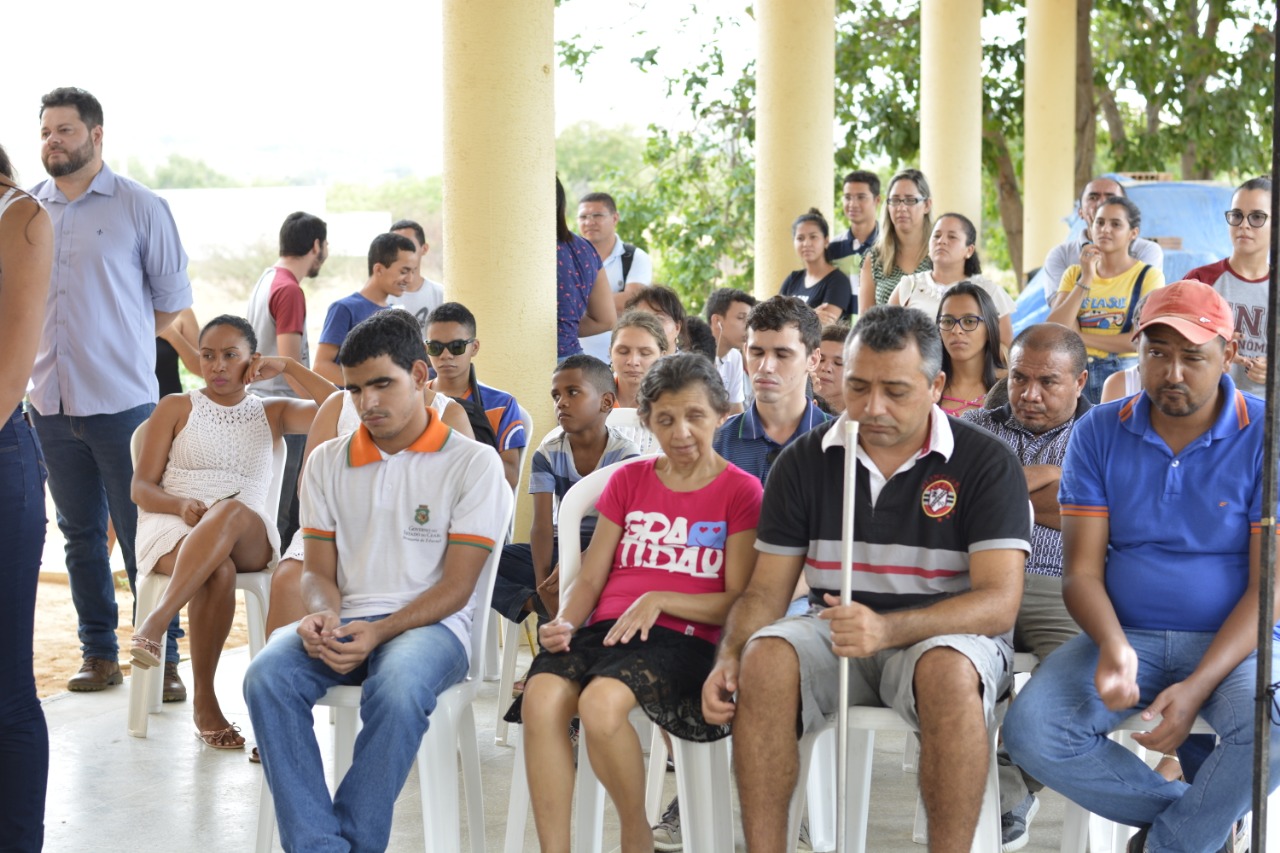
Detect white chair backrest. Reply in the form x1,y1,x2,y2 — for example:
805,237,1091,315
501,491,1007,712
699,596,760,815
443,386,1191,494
555,454,658,589
606,407,659,455
464,487,514,681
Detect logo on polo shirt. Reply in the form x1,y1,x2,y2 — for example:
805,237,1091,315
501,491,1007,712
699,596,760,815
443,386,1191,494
921,477,958,520
414,505,430,525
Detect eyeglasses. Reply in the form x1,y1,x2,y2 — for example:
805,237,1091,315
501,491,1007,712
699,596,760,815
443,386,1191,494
1225,209,1269,228
886,196,926,208
577,213,609,222
938,314,984,332
425,338,475,357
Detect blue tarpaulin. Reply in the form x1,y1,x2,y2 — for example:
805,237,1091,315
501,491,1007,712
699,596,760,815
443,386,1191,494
1012,176,1235,333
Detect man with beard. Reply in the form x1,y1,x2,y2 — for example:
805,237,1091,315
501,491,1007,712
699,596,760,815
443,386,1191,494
247,211,329,546
1004,282,1280,853
962,323,1089,850
30,87,192,694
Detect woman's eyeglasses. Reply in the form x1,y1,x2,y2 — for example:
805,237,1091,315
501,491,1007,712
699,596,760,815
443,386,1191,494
886,196,926,208
1224,210,1270,228
425,338,475,357
937,315,984,332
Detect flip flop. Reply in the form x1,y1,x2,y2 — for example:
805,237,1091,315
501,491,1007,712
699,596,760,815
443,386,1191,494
130,635,162,669
196,724,245,750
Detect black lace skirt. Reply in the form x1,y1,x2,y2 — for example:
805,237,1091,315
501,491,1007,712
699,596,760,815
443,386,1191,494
503,619,729,743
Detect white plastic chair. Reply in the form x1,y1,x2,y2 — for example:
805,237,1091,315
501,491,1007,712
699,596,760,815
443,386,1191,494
126,420,286,738
484,405,533,689
606,406,658,455
503,455,732,853
254,489,513,853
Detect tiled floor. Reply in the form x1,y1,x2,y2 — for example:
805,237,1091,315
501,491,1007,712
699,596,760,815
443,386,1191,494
40,643,1097,853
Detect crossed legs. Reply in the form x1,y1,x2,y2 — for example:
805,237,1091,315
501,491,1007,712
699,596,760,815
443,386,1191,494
134,500,273,737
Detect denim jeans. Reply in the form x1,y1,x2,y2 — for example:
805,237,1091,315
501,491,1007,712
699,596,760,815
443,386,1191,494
0,408,49,851
1004,630,1280,853
31,403,182,662
276,432,306,547
244,617,469,853
1084,354,1138,404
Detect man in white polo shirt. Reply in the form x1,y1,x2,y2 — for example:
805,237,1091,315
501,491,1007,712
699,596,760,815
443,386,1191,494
244,310,509,853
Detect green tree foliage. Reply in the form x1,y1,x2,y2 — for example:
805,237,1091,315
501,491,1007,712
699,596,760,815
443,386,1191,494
124,154,240,189
556,121,649,200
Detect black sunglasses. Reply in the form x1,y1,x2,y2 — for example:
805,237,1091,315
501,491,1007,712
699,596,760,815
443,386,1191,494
425,338,475,357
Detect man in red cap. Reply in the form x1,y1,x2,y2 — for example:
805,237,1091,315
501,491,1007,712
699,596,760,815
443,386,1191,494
1004,280,1280,853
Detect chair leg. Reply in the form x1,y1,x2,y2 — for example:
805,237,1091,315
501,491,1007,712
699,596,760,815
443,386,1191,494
495,618,522,746
970,723,1002,853
483,613,501,683
670,736,734,853
503,728,531,853
242,585,268,657
788,726,824,852
127,573,169,737
255,775,277,853
806,727,838,851
1059,801,1090,853
645,722,667,825
455,705,485,853
332,706,357,785
842,729,876,853
418,699,463,853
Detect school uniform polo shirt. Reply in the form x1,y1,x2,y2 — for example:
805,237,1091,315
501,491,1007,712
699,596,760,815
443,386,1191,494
301,409,508,656
756,410,1031,630
1059,375,1266,633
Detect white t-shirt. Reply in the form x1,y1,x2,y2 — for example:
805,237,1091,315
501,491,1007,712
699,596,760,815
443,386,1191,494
389,279,445,336
891,272,1016,321
716,347,745,405
300,409,508,657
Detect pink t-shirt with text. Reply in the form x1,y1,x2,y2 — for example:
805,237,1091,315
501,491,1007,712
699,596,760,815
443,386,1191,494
590,458,762,643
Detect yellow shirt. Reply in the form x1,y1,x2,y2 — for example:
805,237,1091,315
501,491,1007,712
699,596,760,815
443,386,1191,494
1057,262,1164,358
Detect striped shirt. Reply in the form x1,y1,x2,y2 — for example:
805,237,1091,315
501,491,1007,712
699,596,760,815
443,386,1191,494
756,411,1030,640
530,426,641,537
962,398,1091,578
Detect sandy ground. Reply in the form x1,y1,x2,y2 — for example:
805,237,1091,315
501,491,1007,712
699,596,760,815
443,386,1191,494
34,573,249,700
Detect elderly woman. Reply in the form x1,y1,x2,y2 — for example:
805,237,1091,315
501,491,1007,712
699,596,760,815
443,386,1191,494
128,315,336,749
511,353,763,853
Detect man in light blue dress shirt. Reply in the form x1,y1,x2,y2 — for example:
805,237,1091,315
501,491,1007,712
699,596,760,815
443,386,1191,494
29,87,193,694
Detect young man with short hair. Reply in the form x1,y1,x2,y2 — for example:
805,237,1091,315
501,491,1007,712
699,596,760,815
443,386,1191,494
425,302,527,488
387,218,444,335
491,354,640,624
705,287,757,416
829,169,882,274
711,295,828,485
577,191,653,362
313,232,418,383
244,310,509,853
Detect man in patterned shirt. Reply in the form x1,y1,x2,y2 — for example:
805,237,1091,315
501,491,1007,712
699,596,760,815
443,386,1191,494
962,322,1089,850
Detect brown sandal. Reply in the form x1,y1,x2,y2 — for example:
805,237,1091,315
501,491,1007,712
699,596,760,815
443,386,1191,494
196,724,245,750
130,635,162,669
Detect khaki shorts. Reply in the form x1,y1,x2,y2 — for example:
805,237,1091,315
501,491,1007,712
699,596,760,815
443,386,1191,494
749,610,1012,735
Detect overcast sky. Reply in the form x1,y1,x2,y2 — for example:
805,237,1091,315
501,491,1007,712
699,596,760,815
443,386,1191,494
0,0,753,186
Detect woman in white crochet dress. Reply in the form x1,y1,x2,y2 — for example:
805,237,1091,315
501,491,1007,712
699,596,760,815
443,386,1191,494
129,314,336,749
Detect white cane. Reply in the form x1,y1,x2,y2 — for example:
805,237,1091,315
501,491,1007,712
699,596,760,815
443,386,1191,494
835,417,859,853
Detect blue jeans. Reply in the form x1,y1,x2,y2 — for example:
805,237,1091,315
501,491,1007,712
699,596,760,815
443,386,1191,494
490,534,589,624
1084,354,1138,404
0,408,49,851
244,617,469,853
31,403,182,662
1004,631,1280,852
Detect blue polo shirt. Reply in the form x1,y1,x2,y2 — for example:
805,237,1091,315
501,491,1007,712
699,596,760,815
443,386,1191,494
712,400,830,485
1059,375,1266,633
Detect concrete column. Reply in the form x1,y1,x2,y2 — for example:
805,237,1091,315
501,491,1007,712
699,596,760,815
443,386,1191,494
919,0,983,230
754,0,835,300
1024,0,1077,279
443,0,555,540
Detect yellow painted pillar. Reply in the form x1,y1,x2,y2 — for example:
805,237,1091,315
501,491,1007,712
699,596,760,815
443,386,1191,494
1023,0,1077,280
919,0,983,231
753,0,836,300
443,0,555,541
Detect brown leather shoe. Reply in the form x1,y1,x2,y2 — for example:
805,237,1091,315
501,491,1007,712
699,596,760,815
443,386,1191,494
67,657,123,691
162,662,187,703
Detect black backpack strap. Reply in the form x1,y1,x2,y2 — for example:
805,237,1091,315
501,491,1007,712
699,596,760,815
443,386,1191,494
621,243,636,282
1119,265,1152,334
